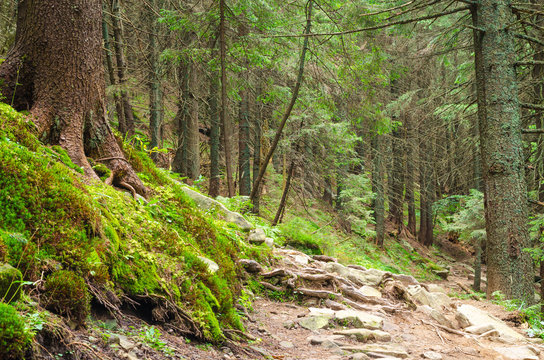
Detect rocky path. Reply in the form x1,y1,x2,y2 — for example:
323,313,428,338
233,248,544,360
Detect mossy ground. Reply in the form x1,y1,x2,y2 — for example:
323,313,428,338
0,103,246,343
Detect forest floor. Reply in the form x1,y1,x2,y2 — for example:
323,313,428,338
75,235,544,360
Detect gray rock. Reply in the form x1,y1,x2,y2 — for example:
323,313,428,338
283,320,297,329
325,299,346,311
264,237,275,248
432,269,449,280
408,286,451,310
307,335,345,345
455,304,525,340
348,354,371,360
391,273,419,286
417,305,452,328
426,284,447,294
198,256,219,273
359,285,382,298
334,310,384,330
249,346,271,358
422,351,443,360
334,328,391,342
180,186,252,230
247,228,266,244
279,341,294,349
298,316,331,330
325,263,387,287
118,334,135,351
341,344,408,358
308,307,335,318
465,323,495,335
493,346,539,360
0,263,22,303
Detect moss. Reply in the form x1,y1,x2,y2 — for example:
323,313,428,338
42,270,90,325
92,162,111,181
0,263,23,303
0,303,32,359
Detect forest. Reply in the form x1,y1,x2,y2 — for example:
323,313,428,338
2,0,544,359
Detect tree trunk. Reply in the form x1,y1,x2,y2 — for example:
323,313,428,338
209,73,221,197
102,4,124,131
0,0,145,196
471,1,533,302
148,0,162,156
372,134,385,248
418,119,433,247
110,0,135,137
405,113,417,235
389,126,404,231
252,79,263,212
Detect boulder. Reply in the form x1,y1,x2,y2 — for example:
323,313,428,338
0,263,22,303
334,310,384,330
341,344,408,358
247,228,266,244
408,285,451,310
359,285,382,298
325,263,388,287
308,307,335,319
493,346,539,360
197,256,219,274
307,335,345,345
298,316,331,331
455,304,525,340
334,328,391,342
264,237,275,248
426,284,448,294
465,324,495,335
180,186,252,230
391,273,419,286
416,305,452,328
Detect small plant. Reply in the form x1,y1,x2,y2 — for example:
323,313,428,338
42,270,90,325
129,325,174,355
0,302,32,359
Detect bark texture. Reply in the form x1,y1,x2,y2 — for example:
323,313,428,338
472,1,533,302
0,0,145,196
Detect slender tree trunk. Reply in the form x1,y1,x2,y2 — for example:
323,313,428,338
250,0,313,202
110,0,134,137
471,1,533,302
273,158,296,226
209,73,221,197
418,119,433,246
252,80,263,212
389,126,404,231
102,4,124,130
405,113,416,235
0,0,145,196
473,236,482,291
185,61,200,179
148,0,162,156
372,134,385,247
219,0,234,197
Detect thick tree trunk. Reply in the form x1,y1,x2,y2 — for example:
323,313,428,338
0,0,145,196
471,2,533,302
110,0,135,137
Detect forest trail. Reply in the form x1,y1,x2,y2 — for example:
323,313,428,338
230,247,544,360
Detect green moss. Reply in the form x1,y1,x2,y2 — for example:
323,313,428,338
91,162,111,181
0,263,22,303
42,270,90,325
278,218,323,255
0,303,32,359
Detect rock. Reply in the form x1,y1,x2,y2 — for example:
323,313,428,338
0,263,22,303
408,285,451,310
249,346,272,358
493,346,539,360
238,259,263,273
279,341,294,349
417,305,452,328
432,269,449,280
391,273,419,286
321,339,341,349
197,256,219,273
382,320,400,332
107,334,121,345
359,285,382,298
293,255,309,265
422,351,443,360
348,354,371,360
307,335,345,345
341,344,408,358
264,237,274,248
181,186,252,230
325,299,346,311
334,310,384,330
247,228,266,244
325,263,388,287
125,352,138,360
426,284,447,294
298,316,331,330
118,335,135,351
455,304,525,340
312,255,337,262
308,307,335,318
334,329,391,342
465,323,495,335
283,320,297,329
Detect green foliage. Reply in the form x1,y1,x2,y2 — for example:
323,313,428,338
278,218,323,255
491,291,544,339
337,173,375,238
435,189,485,243
128,325,174,355
0,263,22,303
0,302,32,359
42,270,90,325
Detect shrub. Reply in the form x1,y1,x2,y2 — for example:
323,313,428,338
42,270,90,325
0,302,32,359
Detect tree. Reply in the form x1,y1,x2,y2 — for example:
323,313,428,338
471,1,533,302
0,0,145,196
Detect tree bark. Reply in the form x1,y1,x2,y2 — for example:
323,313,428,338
147,0,162,156
389,126,405,231
209,72,221,197
0,0,145,196
471,1,533,302
252,79,263,212
372,134,385,248
405,112,417,235
110,0,135,137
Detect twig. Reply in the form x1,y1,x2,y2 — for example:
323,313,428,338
422,319,446,344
